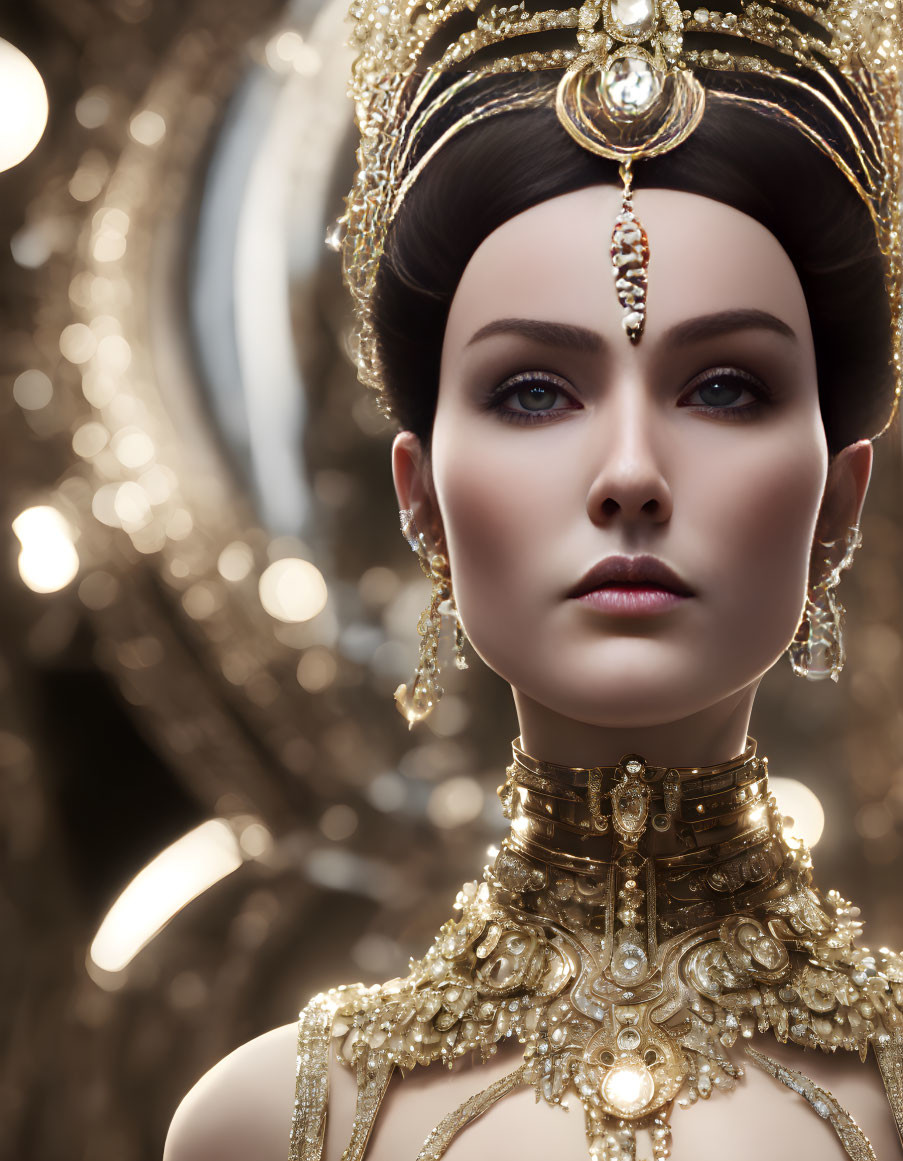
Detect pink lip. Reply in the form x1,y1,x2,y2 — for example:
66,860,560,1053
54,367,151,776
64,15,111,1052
577,586,687,615
569,554,694,617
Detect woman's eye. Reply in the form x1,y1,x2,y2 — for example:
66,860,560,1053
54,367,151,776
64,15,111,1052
514,383,564,411
491,373,578,422
680,369,766,416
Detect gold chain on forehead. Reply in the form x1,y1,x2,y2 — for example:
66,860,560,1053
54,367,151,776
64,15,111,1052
338,0,903,417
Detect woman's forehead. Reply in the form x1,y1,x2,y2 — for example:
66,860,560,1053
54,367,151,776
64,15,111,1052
442,185,813,356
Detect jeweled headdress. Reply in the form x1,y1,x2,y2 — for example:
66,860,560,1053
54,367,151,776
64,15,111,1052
338,0,903,423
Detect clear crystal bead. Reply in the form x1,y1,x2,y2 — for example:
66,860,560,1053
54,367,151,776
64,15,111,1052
617,1026,642,1050
610,937,648,985
609,0,656,37
600,55,660,117
325,219,346,252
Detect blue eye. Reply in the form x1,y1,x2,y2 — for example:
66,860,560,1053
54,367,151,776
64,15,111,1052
515,383,563,411
491,372,579,423
680,368,766,416
696,380,745,406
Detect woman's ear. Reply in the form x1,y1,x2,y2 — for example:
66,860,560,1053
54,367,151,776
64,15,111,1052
815,438,873,547
392,431,444,546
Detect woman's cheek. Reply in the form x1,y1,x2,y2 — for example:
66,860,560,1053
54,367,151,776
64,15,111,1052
698,449,825,650
436,463,544,650
437,431,557,573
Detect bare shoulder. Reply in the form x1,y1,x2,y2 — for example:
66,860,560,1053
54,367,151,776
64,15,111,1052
163,1022,299,1161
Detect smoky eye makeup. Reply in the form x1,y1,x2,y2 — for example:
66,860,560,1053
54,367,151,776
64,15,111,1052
482,370,582,423
676,365,775,420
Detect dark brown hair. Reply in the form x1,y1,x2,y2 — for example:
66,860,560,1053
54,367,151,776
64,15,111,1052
371,73,893,454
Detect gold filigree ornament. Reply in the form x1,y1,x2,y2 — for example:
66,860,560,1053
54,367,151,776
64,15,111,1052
554,17,706,338
290,742,903,1161
394,509,468,727
341,0,903,421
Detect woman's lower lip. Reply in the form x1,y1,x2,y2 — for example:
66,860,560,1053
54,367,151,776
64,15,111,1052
576,586,689,615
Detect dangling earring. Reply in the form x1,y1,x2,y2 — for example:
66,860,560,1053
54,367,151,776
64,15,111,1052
394,510,468,727
788,524,862,682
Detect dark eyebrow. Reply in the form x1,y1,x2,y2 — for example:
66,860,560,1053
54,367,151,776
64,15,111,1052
467,317,602,353
465,309,797,353
662,308,797,346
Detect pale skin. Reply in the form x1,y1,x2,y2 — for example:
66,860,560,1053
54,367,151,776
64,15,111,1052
164,187,898,1159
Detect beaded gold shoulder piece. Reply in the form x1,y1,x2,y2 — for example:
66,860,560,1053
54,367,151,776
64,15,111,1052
291,749,903,1160
338,0,903,415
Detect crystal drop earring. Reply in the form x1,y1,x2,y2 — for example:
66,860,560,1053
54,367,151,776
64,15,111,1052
394,510,468,727
788,524,862,682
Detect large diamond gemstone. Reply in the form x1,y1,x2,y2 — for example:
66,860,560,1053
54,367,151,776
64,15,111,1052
601,1062,655,1114
609,0,656,38
610,936,648,985
600,55,660,118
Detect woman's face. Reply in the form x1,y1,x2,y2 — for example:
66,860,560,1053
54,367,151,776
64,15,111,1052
421,186,832,728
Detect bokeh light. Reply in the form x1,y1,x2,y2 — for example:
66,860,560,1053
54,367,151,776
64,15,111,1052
12,506,79,594
217,541,255,582
74,86,111,129
0,40,49,173
12,369,53,411
427,776,485,828
258,557,328,623
770,777,825,848
264,29,322,76
88,820,243,980
319,804,359,841
297,646,338,692
129,109,167,146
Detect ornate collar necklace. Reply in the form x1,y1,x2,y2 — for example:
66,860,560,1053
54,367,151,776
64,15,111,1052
290,740,903,1161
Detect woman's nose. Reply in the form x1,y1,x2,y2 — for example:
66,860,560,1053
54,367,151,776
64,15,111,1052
584,393,673,526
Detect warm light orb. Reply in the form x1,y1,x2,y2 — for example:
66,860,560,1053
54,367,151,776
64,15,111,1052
12,369,53,410
258,557,328,623
12,505,79,594
601,1062,655,1114
129,109,166,147
218,540,255,582
88,820,243,979
770,777,825,848
0,40,48,173
427,776,486,828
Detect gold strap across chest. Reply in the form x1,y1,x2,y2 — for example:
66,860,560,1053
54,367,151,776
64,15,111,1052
874,1033,903,1146
289,998,334,1161
745,1047,878,1161
289,1012,903,1161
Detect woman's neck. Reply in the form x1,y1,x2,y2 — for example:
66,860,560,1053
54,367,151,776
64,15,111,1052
493,735,793,948
512,683,759,769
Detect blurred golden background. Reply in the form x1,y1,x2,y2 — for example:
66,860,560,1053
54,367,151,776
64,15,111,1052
1,3,903,1158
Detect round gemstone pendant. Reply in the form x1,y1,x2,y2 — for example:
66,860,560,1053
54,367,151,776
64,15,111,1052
610,935,649,985
600,54,661,118
601,1061,656,1114
555,52,705,162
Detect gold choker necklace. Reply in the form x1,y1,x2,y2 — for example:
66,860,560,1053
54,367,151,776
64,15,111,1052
290,741,903,1161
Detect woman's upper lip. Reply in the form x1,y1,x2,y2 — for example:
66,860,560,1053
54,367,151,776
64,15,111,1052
569,554,695,598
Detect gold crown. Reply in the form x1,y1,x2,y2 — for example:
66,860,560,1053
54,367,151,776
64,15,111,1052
338,0,903,420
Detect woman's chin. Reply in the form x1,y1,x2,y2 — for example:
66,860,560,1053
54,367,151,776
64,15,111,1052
507,658,770,731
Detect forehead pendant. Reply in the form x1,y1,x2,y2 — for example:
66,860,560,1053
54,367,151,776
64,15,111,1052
555,0,706,342
611,161,648,342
